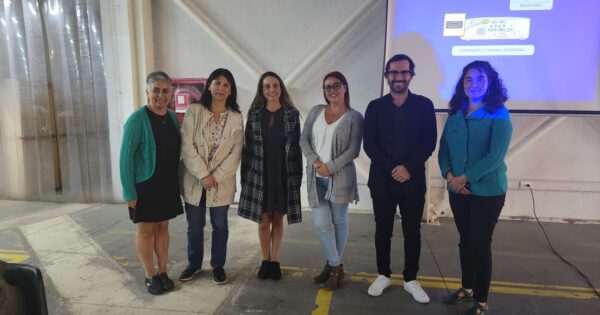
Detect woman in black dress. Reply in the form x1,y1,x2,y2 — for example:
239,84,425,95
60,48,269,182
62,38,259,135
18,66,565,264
239,72,303,280
120,71,183,295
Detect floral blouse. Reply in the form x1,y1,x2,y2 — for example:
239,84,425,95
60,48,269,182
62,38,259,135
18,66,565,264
207,111,229,163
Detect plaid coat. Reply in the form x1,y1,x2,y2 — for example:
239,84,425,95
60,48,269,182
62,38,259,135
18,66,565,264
238,105,303,224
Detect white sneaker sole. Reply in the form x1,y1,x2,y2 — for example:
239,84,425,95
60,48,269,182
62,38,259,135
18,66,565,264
403,286,430,303
214,278,227,285
367,283,391,297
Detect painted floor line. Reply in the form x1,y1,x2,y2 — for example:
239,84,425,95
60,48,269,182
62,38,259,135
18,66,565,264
19,215,237,314
308,269,599,315
281,266,599,301
0,249,29,263
351,276,599,300
354,272,600,293
312,287,333,315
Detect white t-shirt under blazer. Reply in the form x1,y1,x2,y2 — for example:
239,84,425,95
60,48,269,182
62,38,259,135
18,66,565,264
311,109,346,178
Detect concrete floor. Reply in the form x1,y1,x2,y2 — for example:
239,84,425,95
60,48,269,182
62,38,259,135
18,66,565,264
1,200,599,314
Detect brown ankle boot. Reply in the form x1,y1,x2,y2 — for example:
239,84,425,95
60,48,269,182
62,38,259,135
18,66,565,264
313,263,331,284
325,265,342,289
338,264,345,283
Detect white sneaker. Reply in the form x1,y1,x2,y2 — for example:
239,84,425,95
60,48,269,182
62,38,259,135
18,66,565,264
367,275,391,296
403,280,430,303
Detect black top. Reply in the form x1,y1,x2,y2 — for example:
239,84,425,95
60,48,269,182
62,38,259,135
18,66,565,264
132,108,183,223
261,106,286,213
363,92,437,195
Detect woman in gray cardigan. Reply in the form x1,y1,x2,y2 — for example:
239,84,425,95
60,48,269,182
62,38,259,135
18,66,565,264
300,71,363,289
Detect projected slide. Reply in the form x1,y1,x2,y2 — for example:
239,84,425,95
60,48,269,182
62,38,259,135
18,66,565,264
385,0,600,112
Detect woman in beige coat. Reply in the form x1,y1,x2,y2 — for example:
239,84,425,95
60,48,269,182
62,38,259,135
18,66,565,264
179,68,244,285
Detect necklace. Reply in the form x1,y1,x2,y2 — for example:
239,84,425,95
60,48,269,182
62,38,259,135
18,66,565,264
147,106,168,125
157,113,168,125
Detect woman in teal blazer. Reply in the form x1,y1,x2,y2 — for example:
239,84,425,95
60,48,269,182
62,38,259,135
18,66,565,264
438,61,512,315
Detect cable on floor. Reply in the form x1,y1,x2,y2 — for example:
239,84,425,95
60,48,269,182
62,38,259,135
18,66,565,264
422,226,460,315
527,184,600,299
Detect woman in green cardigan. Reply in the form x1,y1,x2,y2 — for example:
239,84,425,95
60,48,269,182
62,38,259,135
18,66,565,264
438,61,512,315
120,71,183,295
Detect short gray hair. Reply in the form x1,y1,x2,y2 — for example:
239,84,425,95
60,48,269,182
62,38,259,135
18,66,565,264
146,71,173,91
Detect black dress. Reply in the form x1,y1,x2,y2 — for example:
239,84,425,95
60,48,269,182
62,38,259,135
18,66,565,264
130,107,183,223
261,106,286,214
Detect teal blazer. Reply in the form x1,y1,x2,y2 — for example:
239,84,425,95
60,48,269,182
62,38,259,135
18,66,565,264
119,106,180,201
438,106,512,196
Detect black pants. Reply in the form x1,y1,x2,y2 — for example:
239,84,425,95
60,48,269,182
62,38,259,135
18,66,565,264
373,184,425,281
449,192,505,303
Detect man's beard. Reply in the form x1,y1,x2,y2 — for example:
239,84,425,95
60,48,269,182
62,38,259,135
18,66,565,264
389,80,408,94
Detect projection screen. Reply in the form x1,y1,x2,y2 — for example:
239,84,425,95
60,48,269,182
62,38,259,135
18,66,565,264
384,0,600,114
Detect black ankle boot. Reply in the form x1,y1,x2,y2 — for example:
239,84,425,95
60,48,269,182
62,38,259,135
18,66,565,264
270,261,281,280
258,260,271,279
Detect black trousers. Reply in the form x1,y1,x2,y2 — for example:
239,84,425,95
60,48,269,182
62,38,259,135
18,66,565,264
449,192,506,303
373,184,425,281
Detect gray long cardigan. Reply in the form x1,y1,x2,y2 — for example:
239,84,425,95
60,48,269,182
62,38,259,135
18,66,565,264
300,105,363,208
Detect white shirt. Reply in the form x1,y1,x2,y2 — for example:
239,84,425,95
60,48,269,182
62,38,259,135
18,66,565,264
312,110,345,177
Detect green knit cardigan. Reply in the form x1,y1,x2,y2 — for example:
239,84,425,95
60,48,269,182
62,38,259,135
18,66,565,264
119,106,180,201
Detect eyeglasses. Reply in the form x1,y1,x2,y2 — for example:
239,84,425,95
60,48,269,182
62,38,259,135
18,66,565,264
385,70,412,77
322,82,343,91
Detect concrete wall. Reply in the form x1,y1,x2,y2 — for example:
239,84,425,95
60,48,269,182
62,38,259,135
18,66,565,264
143,0,599,222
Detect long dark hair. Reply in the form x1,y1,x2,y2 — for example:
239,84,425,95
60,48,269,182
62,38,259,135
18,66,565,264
199,68,241,113
323,71,350,109
448,60,508,115
250,71,296,110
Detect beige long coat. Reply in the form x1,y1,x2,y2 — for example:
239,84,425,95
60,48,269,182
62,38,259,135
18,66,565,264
180,103,244,207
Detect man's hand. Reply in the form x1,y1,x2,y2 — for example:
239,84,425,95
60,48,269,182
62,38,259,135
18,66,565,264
391,165,411,183
128,200,137,209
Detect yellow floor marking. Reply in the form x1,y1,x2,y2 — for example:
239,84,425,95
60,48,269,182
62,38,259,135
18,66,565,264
489,285,599,300
0,249,29,263
281,265,307,271
352,271,599,293
489,279,599,292
351,274,599,300
308,266,600,315
312,287,333,315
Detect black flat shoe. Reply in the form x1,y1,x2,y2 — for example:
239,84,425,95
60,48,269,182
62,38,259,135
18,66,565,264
443,287,474,305
213,267,227,284
270,261,281,280
158,272,174,291
258,260,271,279
145,275,164,295
179,267,200,282
465,302,489,315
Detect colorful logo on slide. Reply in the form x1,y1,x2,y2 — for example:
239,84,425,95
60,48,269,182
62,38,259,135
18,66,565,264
461,17,530,40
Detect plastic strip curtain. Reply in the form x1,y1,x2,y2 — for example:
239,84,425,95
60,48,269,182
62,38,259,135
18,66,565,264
0,0,111,202
0,0,56,200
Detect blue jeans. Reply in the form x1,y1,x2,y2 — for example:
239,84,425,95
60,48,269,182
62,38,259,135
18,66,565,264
184,192,229,269
311,177,349,267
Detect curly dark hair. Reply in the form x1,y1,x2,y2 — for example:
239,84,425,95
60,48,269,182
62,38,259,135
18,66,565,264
448,60,508,115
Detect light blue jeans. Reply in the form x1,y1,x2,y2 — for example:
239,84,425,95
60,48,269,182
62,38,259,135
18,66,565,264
311,177,349,267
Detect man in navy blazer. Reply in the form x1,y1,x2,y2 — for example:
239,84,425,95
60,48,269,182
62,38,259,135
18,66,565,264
363,54,437,304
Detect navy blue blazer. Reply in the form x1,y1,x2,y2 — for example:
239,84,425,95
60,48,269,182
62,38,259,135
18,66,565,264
363,92,437,197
